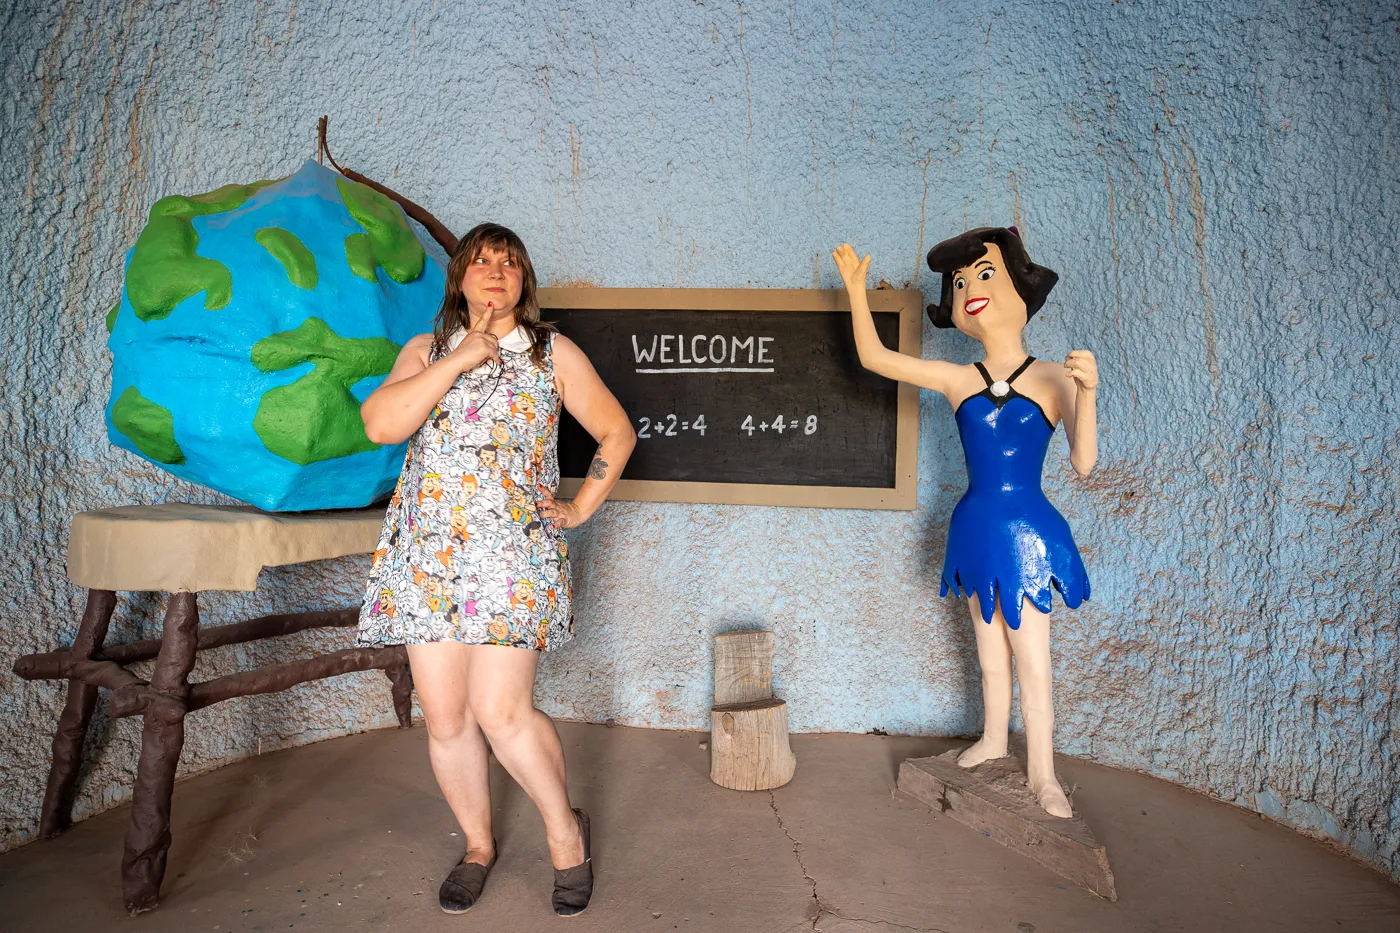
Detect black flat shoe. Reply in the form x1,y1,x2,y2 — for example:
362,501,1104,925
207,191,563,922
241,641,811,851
552,809,592,917
439,840,498,914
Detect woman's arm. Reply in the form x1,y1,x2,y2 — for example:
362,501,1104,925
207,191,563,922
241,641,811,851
1061,350,1098,476
831,244,961,394
538,335,637,529
360,314,501,445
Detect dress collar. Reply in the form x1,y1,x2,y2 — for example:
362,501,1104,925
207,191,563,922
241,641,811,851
447,324,532,353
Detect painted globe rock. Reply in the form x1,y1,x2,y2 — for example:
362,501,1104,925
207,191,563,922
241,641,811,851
106,159,446,511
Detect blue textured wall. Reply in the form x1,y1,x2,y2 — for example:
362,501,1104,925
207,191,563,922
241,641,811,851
2,0,1396,882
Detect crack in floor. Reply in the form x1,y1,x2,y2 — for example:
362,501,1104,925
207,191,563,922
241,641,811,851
828,920,956,933
768,791,952,933
768,789,823,926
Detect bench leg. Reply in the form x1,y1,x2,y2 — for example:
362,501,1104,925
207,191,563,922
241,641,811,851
121,593,199,914
40,589,117,837
386,660,414,728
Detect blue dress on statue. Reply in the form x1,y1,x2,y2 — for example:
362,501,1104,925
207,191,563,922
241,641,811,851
940,357,1090,630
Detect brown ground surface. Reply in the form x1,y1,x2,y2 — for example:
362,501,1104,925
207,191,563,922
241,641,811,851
1,723,1396,933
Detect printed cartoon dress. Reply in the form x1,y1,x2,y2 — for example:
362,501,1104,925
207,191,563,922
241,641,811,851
356,326,573,651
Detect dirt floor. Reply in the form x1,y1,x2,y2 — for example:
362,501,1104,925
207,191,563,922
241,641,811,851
1,723,1397,932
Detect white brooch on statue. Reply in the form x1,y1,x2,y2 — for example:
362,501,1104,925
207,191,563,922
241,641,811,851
991,380,1010,398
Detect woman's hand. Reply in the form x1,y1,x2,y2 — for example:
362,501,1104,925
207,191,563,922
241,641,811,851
549,335,636,524
445,302,501,374
538,491,586,531
831,243,872,293
1064,350,1098,392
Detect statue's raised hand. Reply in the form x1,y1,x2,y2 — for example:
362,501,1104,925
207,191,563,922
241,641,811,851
1064,350,1098,392
831,243,872,293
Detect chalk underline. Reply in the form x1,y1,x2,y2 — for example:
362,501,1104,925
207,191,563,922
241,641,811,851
635,367,775,374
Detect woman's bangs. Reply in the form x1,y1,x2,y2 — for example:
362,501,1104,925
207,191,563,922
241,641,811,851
466,233,528,267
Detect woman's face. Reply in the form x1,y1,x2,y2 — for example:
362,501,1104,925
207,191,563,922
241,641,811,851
461,245,524,318
949,242,1027,340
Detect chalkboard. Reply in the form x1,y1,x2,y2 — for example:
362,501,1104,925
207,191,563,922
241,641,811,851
539,288,920,510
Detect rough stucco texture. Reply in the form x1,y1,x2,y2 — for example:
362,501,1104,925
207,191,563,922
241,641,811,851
2,0,1396,882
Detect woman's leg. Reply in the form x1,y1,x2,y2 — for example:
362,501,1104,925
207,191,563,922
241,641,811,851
958,592,1014,768
406,642,496,865
1004,600,1072,818
463,645,585,869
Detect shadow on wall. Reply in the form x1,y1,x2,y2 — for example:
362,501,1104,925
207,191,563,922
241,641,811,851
32,554,400,839
919,322,986,738
539,519,621,724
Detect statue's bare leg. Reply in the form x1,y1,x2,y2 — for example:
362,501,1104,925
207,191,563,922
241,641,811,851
958,593,1012,768
1005,599,1072,818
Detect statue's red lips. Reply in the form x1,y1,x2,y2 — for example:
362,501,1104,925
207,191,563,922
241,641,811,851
965,297,989,315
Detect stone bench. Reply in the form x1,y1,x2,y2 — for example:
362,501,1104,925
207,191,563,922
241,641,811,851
11,503,409,914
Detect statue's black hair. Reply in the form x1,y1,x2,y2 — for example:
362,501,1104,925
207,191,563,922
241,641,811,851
925,226,1058,328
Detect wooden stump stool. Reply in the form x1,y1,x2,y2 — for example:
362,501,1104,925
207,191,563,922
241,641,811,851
709,631,796,790
12,503,411,914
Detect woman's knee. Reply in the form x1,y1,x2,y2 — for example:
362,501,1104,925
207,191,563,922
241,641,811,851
420,703,476,743
469,694,531,735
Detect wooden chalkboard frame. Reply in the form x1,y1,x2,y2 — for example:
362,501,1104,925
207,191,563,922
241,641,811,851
540,287,922,511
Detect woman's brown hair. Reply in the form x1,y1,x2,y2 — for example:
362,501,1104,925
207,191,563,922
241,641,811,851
431,222,556,367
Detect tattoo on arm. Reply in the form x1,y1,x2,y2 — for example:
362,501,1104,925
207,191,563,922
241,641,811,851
587,453,609,480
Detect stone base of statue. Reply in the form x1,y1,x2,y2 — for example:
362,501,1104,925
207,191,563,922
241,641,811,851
897,748,1117,900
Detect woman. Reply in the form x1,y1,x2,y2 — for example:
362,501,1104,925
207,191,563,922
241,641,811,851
358,223,635,914
832,228,1098,818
